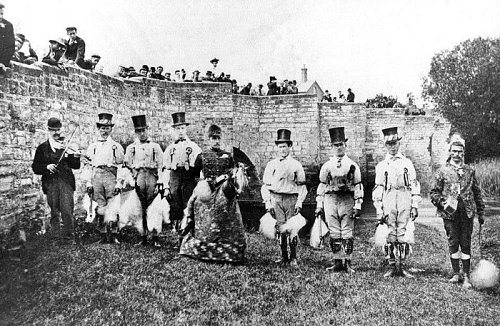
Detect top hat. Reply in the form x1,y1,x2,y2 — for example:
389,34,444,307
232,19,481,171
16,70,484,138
47,117,62,130
208,124,222,138
210,58,219,64
132,115,147,130
172,112,189,127
96,113,114,127
382,127,401,143
329,127,348,143
275,129,292,145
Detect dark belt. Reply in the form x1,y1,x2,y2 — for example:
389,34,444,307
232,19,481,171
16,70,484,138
326,190,354,195
95,166,117,172
135,167,157,173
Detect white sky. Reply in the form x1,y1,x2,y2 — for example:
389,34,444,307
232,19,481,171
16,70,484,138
5,0,500,102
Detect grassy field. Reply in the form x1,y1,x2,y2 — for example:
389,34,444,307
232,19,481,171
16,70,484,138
1,213,499,326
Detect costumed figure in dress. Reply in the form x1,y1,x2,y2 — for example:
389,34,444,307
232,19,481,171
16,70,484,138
180,125,248,263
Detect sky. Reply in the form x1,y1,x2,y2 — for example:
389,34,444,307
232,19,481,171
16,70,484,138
4,0,500,102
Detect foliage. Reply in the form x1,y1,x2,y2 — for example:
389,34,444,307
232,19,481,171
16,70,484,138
472,158,500,198
365,93,402,108
1,218,499,325
423,37,500,161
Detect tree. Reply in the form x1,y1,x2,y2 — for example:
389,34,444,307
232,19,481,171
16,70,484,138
423,37,500,161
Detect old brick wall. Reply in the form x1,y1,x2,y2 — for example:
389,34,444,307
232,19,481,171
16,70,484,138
0,61,450,239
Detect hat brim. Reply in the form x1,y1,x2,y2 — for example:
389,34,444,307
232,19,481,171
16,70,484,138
332,139,348,144
275,140,292,145
172,122,190,127
96,123,114,128
385,137,402,144
48,127,61,131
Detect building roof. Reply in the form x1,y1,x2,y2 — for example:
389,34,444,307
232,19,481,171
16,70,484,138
298,80,323,94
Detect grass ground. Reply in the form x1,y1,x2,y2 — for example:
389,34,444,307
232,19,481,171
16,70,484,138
1,213,499,326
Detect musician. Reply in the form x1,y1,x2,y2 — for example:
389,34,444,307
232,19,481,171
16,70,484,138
32,117,81,243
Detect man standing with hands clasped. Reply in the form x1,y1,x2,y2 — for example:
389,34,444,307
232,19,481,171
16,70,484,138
261,129,307,268
372,127,421,278
315,127,363,273
430,134,485,289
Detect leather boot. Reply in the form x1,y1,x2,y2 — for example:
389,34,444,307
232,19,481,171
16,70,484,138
275,233,289,264
289,235,298,268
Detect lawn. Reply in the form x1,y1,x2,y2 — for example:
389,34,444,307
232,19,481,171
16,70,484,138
1,212,499,326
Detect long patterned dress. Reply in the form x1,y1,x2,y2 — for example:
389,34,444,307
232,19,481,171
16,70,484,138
179,148,247,263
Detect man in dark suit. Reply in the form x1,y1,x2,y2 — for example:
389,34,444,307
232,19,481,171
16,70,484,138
79,54,100,71
32,118,81,242
0,3,15,72
64,26,85,67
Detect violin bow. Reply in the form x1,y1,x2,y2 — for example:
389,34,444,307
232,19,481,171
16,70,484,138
56,124,80,166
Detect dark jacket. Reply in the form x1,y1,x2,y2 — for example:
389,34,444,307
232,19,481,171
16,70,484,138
79,59,95,71
0,18,15,66
347,92,355,102
32,140,81,193
64,36,85,65
430,162,485,220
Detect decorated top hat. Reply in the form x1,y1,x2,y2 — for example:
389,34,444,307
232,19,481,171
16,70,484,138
382,127,401,143
329,127,348,143
172,112,189,127
132,115,147,130
210,58,219,64
47,117,62,130
275,129,292,145
208,124,222,138
96,113,114,127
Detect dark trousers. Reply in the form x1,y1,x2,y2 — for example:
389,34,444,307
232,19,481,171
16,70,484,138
169,169,196,221
443,199,473,256
46,178,75,238
135,169,158,232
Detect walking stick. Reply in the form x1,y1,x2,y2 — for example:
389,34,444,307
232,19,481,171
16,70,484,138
478,223,483,260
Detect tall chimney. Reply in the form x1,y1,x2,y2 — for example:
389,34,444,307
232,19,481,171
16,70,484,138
301,64,308,83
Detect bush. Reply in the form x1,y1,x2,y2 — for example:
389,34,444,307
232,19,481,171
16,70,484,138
472,157,500,198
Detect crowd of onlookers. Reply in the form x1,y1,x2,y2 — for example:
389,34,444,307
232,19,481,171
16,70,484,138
321,88,355,103
0,4,101,73
2,3,421,110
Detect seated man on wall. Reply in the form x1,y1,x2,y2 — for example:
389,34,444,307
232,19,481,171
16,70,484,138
42,38,67,70
12,33,38,65
79,54,101,72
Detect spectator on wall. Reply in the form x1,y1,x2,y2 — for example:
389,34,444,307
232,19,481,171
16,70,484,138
165,72,172,81
240,82,252,95
12,33,38,64
267,76,278,95
347,88,355,102
139,65,148,76
0,3,14,72
63,27,85,67
79,54,100,72
128,66,140,77
231,82,239,94
192,70,201,82
322,90,333,102
42,38,67,70
155,66,165,80
337,91,346,103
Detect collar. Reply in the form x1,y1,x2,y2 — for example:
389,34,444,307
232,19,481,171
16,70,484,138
278,155,291,162
48,137,63,151
135,137,151,144
98,136,113,142
449,160,464,169
175,136,190,144
385,152,404,161
329,155,347,162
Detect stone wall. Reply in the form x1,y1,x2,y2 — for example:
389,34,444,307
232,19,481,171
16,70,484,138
0,62,451,239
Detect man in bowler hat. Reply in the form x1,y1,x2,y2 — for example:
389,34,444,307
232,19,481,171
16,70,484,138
160,112,202,244
82,113,124,243
372,127,421,277
261,129,307,268
315,127,363,273
123,115,163,245
32,118,81,242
